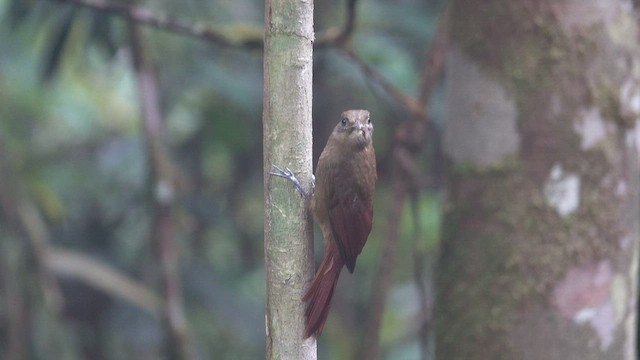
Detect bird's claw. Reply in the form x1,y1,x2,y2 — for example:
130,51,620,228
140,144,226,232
269,164,294,178
270,164,310,199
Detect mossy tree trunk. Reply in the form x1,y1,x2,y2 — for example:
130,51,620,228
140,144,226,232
436,1,640,359
263,0,316,358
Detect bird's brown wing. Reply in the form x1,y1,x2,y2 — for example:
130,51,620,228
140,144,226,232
328,194,373,273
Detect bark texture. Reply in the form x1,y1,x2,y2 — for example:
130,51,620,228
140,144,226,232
263,0,316,358
436,1,640,359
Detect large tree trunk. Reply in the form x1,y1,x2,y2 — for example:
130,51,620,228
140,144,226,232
436,1,640,359
263,0,316,358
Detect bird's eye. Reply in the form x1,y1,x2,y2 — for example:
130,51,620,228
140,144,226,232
341,117,348,126
367,118,371,124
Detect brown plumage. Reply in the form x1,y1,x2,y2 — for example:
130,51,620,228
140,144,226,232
303,109,376,338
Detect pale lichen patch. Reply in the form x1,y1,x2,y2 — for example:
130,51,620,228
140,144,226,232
620,79,640,117
551,260,612,319
615,179,628,197
619,234,633,250
589,300,616,351
573,107,611,150
551,260,622,351
443,47,520,166
544,163,580,217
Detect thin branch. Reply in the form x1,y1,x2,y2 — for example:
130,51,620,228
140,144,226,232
1,241,27,360
410,195,434,360
14,199,64,311
128,21,194,360
0,142,63,315
417,9,449,110
409,18,448,358
315,0,358,47
0,140,163,319
62,0,363,50
60,0,438,129
338,47,426,118
46,248,162,316
359,9,449,360
63,0,263,49
336,5,448,121
59,0,438,128
359,173,407,360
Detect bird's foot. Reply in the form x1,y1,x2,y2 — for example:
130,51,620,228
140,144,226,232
269,164,311,199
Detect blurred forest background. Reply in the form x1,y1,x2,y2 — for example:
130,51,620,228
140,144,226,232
4,0,640,359
0,0,447,359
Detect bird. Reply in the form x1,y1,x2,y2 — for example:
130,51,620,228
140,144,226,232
271,109,376,338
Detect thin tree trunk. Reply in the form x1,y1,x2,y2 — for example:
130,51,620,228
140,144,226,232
263,0,315,358
436,1,639,359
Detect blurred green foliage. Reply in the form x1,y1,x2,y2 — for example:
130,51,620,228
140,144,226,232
0,0,446,358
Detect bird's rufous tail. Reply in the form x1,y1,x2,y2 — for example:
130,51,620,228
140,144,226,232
302,244,344,338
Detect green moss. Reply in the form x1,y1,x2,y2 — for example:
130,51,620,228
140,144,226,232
441,160,626,355
436,163,618,358
437,171,525,358
596,79,636,128
450,0,583,107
